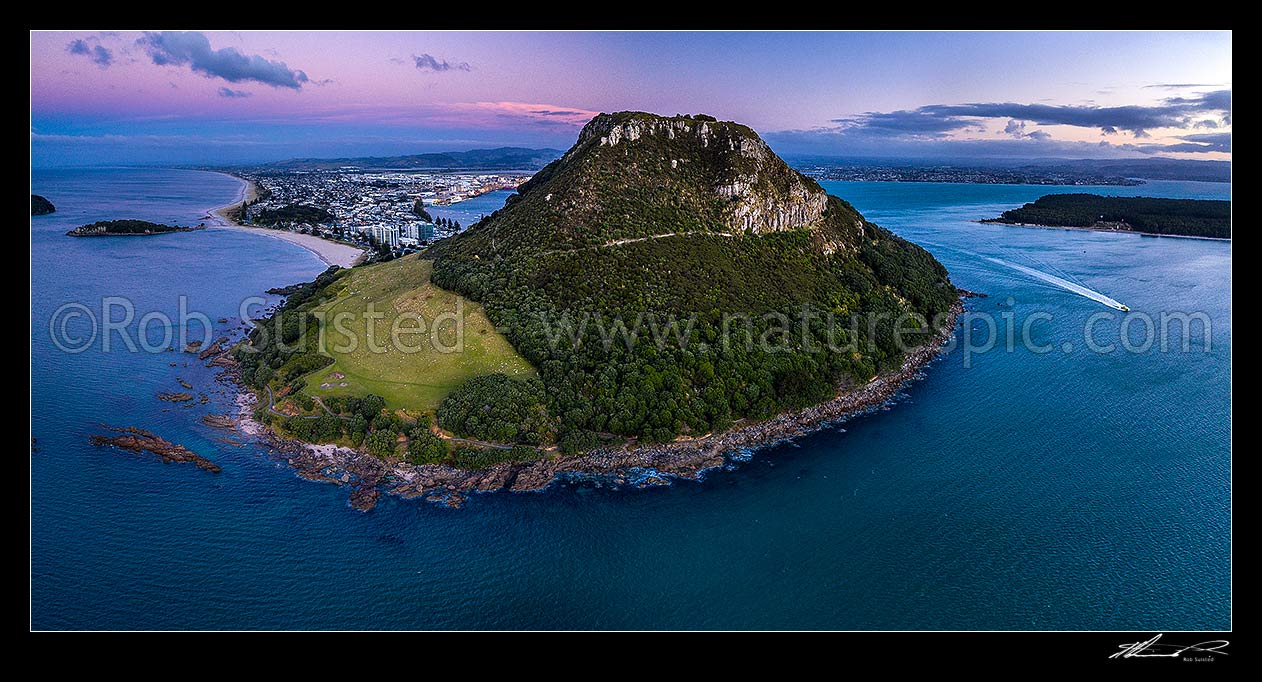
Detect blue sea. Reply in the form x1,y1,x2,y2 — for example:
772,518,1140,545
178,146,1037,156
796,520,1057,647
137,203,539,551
427,189,516,230
30,169,1230,630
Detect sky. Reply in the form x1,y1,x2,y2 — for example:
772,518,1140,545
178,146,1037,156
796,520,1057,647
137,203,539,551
30,30,1232,167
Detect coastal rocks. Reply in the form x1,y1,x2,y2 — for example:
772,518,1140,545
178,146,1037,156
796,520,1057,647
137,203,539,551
207,353,237,368
198,337,229,360
201,414,236,429
157,392,194,402
89,426,221,473
349,485,380,511
265,283,305,296
177,378,193,389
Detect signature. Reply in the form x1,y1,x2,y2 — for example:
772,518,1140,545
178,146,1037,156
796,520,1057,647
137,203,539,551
1110,634,1230,660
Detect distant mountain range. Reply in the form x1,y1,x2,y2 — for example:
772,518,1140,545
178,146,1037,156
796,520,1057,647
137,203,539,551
788,155,1230,185
261,147,563,171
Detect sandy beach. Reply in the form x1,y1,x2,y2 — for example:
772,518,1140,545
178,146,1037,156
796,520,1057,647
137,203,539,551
206,172,365,268
976,219,1230,242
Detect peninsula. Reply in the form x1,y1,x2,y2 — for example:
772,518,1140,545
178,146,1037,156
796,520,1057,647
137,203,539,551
66,219,204,237
231,112,962,508
206,174,366,268
984,193,1231,239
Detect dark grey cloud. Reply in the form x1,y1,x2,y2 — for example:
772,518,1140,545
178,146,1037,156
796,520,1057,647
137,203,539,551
832,90,1231,139
830,110,972,137
138,31,309,89
412,53,471,72
1143,83,1225,89
1166,89,1231,111
66,38,113,67
1174,132,1231,152
1027,130,1052,140
217,87,252,98
1193,118,1220,129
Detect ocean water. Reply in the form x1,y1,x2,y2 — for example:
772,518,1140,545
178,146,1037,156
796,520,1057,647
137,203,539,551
426,189,516,231
30,170,1230,630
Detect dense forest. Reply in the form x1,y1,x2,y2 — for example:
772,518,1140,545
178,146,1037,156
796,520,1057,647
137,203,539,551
251,203,334,227
31,194,55,215
66,219,200,236
990,194,1230,239
436,374,552,445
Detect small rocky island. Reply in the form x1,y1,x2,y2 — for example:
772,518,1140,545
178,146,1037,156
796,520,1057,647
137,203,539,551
67,219,206,237
89,426,221,473
984,193,1230,239
31,194,56,215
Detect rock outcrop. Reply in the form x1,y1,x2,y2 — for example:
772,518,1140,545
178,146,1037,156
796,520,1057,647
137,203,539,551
89,426,221,473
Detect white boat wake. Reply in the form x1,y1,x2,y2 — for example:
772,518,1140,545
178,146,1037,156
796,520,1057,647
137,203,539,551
983,257,1129,311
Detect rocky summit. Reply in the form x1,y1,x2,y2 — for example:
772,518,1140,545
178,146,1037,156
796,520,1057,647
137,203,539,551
430,111,870,258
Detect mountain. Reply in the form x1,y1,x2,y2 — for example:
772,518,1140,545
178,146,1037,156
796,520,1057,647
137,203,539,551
261,147,562,171
31,194,55,215
427,112,957,449
241,111,958,462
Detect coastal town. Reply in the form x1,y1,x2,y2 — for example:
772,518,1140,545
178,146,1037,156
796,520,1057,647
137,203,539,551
226,169,532,258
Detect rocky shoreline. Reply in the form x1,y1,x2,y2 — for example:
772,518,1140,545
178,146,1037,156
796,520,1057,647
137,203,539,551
230,298,965,511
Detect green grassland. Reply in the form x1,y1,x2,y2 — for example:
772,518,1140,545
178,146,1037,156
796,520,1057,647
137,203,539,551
303,255,534,412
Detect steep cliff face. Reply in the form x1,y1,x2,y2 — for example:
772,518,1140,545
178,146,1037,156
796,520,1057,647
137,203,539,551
576,113,828,235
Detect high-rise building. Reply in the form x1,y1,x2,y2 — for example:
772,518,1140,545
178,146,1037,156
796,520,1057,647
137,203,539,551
359,224,398,247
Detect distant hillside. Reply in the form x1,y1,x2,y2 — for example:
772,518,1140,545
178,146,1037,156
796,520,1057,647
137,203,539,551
1023,158,1231,184
986,194,1231,239
263,147,563,171
31,194,55,215
789,156,1230,184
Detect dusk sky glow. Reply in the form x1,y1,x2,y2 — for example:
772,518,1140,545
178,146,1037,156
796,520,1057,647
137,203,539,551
31,30,1231,166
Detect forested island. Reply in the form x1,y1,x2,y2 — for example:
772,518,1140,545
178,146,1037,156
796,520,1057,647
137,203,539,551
984,194,1231,239
66,219,204,237
31,194,56,215
233,112,962,505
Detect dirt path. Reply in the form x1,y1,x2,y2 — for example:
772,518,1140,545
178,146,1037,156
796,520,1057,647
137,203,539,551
538,230,739,256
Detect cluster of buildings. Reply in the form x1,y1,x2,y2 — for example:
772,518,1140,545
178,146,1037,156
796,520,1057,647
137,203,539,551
357,222,435,248
237,169,531,255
